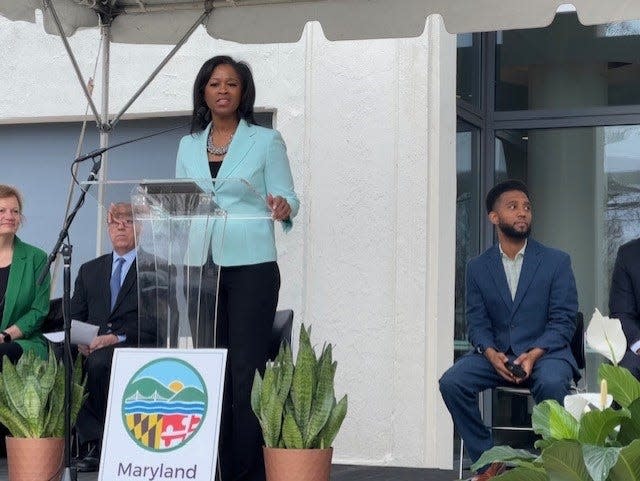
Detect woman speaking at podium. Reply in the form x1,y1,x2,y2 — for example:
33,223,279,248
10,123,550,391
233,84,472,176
175,55,299,481
0,184,50,365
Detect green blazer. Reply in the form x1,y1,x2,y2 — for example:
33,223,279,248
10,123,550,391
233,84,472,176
1,237,50,359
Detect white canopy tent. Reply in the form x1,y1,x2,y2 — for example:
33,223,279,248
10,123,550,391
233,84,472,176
2,0,639,134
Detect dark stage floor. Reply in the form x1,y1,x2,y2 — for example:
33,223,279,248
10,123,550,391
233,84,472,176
0,461,461,481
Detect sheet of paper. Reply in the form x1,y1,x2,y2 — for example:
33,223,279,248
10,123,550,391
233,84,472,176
43,331,65,343
43,320,99,345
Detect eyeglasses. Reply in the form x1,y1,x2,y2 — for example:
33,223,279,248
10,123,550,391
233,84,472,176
107,219,134,228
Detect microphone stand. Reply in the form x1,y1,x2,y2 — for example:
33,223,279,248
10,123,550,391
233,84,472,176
39,158,102,481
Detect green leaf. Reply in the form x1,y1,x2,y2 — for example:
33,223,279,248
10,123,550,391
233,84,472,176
607,439,640,481
316,395,347,449
46,366,66,437
260,386,284,447
276,344,294,405
0,403,30,437
472,445,538,472
582,445,621,481
2,355,28,420
36,350,57,403
541,440,592,481
535,438,554,450
599,364,640,408
282,411,304,449
617,399,640,445
533,400,579,441
493,465,549,481
578,408,630,446
250,370,262,418
24,383,44,437
290,324,317,440
305,344,336,447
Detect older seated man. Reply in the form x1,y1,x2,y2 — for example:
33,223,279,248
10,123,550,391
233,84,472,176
71,203,156,472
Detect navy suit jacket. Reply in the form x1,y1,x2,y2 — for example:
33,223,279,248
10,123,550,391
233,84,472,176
466,238,578,371
70,253,156,346
609,238,640,347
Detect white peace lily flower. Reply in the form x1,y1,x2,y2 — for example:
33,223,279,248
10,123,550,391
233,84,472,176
564,392,614,421
585,308,627,365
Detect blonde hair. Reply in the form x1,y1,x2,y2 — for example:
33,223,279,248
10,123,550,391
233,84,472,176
0,184,24,213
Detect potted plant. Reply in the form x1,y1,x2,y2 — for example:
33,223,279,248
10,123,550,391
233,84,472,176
251,324,348,481
472,309,640,481
0,348,86,481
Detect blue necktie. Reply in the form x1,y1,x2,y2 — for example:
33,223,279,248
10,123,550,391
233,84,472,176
110,257,125,310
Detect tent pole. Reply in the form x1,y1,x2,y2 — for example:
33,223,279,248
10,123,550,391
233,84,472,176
95,21,111,256
43,0,102,127
109,6,213,129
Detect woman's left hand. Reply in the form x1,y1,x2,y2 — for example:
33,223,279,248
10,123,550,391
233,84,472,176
267,194,292,221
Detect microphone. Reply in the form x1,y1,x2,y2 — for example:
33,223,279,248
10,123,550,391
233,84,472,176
72,121,190,166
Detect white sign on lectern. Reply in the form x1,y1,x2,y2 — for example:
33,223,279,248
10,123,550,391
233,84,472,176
98,349,227,481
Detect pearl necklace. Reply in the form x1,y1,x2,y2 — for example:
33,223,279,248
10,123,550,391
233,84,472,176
207,131,233,156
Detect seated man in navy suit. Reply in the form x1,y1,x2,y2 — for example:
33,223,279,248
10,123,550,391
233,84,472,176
439,180,578,481
71,203,156,472
609,237,640,380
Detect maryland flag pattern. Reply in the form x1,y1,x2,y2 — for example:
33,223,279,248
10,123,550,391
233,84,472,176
126,413,163,450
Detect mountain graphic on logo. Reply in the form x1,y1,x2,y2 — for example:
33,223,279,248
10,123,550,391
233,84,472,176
124,377,175,401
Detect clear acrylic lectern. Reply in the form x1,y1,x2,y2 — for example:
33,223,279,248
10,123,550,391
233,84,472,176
82,178,271,349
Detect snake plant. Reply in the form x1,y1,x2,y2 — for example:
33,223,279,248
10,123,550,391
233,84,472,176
0,349,87,438
251,324,348,449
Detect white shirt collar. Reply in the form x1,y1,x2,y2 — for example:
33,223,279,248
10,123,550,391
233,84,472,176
499,239,527,260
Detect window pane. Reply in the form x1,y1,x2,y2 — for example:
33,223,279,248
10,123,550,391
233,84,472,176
455,122,481,354
495,125,640,388
457,33,482,108
496,13,640,110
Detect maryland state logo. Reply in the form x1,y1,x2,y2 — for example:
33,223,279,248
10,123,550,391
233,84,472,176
122,358,207,452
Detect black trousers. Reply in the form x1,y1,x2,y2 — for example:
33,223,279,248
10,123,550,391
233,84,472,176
0,342,23,367
215,261,280,481
75,344,118,446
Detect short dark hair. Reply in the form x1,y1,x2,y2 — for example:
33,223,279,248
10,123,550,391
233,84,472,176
190,55,257,134
485,179,530,214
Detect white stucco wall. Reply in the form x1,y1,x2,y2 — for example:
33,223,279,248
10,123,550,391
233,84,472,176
0,13,456,469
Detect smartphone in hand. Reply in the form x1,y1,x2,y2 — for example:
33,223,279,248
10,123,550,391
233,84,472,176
505,361,527,379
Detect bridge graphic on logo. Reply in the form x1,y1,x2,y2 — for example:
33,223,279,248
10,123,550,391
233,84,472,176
121,358,208,452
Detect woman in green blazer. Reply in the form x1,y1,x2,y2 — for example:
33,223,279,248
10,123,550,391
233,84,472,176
0,185,50,362
176,56,298,481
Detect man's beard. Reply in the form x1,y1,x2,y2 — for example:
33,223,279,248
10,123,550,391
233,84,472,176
499,221,531,240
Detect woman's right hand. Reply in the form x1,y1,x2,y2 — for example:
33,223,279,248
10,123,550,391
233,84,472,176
267,194,292,221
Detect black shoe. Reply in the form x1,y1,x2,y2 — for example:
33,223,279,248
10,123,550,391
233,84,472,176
76,455,100,473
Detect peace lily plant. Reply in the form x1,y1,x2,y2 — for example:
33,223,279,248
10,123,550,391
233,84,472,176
472,309,640,481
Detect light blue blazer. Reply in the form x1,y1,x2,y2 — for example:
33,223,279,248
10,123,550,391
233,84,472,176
176,119,299,266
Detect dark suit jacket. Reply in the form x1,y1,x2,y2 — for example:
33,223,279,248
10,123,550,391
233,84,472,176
2,237,50,359
466,238,579,371
609,238,640,347
70,253,155,346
